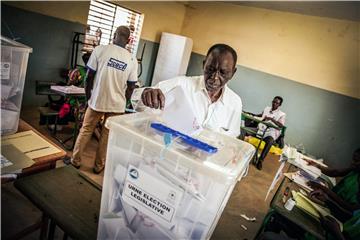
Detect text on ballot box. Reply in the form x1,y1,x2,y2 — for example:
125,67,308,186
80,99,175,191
122,165,183,228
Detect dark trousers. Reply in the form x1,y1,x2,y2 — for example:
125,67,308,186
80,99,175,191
259,136,275,162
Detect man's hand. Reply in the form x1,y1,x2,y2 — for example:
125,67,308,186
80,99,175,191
263,116,274,122
141,88,165,109
309,189,329,205
320,216,345,240
304,158,321,168
307,181,328,191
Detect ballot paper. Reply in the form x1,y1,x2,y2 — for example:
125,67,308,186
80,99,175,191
265,160,286,201
160,86,201,135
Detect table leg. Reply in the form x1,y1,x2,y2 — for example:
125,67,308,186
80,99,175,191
39,214,49,240
5,219,42,240
47,219,56,240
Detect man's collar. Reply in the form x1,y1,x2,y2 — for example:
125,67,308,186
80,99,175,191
270,108,280,114
195,76,206,92
197,76,227,104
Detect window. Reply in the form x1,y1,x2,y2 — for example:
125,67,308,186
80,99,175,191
85,0,144,56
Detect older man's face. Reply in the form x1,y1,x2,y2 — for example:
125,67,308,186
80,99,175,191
203,50,236,93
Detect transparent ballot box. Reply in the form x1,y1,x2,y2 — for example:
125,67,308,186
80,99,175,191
1,36,32,135
98,112,255,239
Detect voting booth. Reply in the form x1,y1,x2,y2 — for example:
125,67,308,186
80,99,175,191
1,36,32,135
98,112,255,239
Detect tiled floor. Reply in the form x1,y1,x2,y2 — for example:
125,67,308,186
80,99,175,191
1,107,282,239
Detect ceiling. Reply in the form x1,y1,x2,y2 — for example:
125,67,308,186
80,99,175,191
230,1,360,22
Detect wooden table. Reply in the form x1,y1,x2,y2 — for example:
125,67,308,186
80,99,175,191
269,174,325,239
1,119,67,183
14,166,101,240
256,164,326,239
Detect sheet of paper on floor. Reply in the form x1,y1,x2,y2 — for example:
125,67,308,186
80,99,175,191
265,160,286,201
2,130,61,159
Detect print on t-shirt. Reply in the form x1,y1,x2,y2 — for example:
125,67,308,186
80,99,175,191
107,58,127,71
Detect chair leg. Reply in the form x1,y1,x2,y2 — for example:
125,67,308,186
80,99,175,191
53,116,58,135
45,115,49,131
39,214,49,240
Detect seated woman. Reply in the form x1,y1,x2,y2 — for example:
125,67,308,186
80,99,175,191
259,210,360,240
258,148,360,240
307,148,360,213
305,147,360,239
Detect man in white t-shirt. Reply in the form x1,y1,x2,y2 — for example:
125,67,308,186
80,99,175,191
242,96,286,170
131,44,242,138
71,26,138,173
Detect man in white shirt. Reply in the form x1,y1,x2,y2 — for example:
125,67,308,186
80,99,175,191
243,96,286,170
71,26,138,173
131,43,242,138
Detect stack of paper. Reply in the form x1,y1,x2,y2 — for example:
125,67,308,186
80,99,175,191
292,190,343,231
284,171,324,192
294,156,322,178
281,146,321,179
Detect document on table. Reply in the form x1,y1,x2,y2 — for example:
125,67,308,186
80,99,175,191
1,144,35,174
51,85,85,94
292,190,343,231
2,130,61,159
160,86,201,135
284,171,314,192
283,147,321,179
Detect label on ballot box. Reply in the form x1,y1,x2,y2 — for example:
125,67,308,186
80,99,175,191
122,164,184,228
